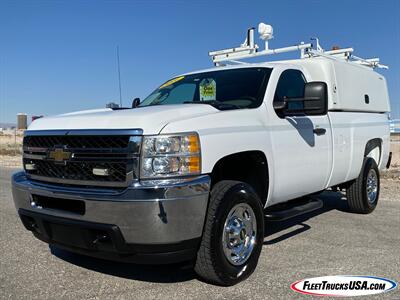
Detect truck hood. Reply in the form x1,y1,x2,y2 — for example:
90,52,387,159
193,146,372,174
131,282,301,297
28,105,218,135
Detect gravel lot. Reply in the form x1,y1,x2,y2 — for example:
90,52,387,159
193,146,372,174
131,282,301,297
0,167,399,299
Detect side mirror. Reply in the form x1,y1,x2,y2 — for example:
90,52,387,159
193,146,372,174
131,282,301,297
302,82,328,115
132,98,140,108
275,82,328,115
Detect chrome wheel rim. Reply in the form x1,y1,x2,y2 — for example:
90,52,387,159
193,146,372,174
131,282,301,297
366,169,378,203
222,203,257,266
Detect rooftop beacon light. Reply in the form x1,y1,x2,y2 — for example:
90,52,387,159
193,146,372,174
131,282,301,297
258,23,273,50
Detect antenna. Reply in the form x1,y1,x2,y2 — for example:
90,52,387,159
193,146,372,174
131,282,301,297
116,46,122,107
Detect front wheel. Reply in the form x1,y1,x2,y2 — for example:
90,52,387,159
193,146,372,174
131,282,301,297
194,180,264,286
346,158,380,214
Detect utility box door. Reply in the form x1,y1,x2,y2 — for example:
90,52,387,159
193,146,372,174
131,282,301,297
331,60,390,113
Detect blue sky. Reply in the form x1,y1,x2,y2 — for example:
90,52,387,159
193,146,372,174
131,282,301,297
1,0,399,124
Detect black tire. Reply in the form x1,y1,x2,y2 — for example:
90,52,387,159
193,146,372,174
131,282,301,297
346,158,380,214
194,180,264,286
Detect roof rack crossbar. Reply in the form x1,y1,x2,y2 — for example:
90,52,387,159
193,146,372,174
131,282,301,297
209,23,388,70
306,49,389,69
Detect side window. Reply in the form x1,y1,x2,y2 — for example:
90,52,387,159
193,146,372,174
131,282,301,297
274,69,306,112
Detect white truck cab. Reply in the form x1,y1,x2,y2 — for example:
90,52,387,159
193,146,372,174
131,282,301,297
12,24,391,285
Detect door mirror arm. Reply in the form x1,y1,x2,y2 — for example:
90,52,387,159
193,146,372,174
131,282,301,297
132,98,141,108
273,96,288,110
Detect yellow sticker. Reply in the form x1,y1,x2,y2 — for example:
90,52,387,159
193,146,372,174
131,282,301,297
199,78,216,101
159,76,185,89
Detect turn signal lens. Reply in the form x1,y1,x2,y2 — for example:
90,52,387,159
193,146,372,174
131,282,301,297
187,134,200,153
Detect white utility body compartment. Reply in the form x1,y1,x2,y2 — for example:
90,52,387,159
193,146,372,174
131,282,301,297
330,60,390,113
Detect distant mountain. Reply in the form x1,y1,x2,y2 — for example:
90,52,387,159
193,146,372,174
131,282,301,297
0,122,16,129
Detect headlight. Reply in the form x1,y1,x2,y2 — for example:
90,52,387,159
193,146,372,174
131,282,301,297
141,133,201,178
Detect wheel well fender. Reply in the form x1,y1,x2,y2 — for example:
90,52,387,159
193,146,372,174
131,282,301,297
364,138,382,166
210,151,269,206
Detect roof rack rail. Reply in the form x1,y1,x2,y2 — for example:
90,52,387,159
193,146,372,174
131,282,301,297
209,23,388,70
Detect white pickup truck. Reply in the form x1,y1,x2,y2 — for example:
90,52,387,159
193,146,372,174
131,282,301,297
12,24,391,286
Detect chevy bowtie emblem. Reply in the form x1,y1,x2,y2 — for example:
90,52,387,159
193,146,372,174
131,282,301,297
48,148,71,162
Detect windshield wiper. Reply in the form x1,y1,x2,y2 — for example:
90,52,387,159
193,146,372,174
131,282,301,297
183,100,240,110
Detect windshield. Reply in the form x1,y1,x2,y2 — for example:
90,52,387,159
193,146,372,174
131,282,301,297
139,68,272,110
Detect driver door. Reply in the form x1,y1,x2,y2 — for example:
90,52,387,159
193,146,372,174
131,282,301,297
268,69,332,203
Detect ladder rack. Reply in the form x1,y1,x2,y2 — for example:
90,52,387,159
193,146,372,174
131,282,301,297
209,23,388,70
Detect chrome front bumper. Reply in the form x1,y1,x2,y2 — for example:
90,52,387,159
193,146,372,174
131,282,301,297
12,172,210,245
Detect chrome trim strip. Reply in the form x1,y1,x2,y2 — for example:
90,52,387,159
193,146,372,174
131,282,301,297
138,176,210,188
13,171,210,202
22,146,48,153
24,147,136,153
24,129,144,136
23,153,46,160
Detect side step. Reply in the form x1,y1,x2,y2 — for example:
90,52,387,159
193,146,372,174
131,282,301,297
265,198,323,221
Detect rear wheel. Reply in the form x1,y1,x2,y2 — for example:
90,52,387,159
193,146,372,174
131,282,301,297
346,158,380,214
194,180,264,286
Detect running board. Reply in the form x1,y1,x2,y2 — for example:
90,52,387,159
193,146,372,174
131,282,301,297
265,199,323,221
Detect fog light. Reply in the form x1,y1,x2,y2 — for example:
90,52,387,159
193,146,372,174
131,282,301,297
25,163,36,171
93,168,110,176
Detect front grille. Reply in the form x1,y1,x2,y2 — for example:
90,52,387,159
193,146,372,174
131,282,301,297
28,160,127,182
24,135,130,149
23,132,141,187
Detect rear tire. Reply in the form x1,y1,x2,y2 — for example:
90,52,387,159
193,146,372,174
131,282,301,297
194,180,264,286
346,158,380,214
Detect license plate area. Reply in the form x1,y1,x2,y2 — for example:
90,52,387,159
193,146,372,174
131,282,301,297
31,195,85,215
18,209,129,253
50,222,89,248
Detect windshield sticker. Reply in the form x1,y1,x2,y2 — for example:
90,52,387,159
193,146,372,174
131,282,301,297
199,78,216,101
159,76,185,89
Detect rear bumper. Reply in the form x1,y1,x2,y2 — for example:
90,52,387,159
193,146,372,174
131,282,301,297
12,171,210,263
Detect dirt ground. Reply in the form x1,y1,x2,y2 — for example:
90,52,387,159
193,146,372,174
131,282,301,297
0,132,23,156
1,167,399,300
390,141,400,166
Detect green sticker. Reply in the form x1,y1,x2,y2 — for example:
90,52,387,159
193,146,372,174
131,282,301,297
199,78,216,101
